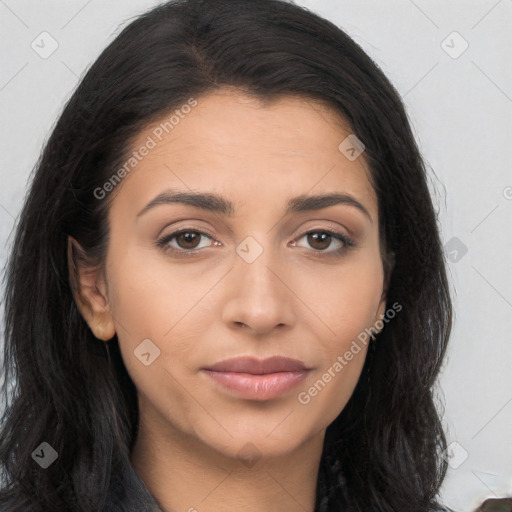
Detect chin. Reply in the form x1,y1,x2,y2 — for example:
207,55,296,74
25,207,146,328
199,424,316,464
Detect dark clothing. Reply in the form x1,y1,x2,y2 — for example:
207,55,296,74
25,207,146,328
106,462,162,512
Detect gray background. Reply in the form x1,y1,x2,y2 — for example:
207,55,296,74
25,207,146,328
1,1,511,510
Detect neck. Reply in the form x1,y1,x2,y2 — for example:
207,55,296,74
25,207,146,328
130,399,325,512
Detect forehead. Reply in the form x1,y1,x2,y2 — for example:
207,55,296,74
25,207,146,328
112,89,377,218
138,89,355,155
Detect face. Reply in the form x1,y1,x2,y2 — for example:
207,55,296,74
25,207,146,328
77,88,387,462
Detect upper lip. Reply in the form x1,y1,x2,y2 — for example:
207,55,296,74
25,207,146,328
204,356,310,374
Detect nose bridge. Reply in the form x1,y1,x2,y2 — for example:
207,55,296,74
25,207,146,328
222,235,296,333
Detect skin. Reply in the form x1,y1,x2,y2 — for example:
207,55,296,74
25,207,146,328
73,88,388,512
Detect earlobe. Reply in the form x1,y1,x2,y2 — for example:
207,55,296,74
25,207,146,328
67,236,116,341
373,296,387,334
373,250,395,332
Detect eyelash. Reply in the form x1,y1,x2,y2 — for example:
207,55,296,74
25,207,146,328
155,227,355,259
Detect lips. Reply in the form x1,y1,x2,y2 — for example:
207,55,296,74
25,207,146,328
204,356,310,374
202,356,312,401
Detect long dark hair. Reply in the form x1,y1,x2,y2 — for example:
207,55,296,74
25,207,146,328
0,0,452,510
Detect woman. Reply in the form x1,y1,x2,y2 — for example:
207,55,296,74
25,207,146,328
0,0,454,510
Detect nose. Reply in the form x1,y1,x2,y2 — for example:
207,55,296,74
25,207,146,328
222,247,297,336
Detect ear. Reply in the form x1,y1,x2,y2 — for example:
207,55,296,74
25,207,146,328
372,293,387,331
67,236,116,341
373,250,396,331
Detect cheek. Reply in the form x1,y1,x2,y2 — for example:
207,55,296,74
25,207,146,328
297,345,368,430
106,249,204,427
106,245,206,337
105,246,217,387
291,254,382,422
296,251,384,344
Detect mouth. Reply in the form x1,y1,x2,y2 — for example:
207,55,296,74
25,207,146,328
202,356,312,401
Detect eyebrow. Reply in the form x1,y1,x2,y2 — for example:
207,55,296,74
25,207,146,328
136,188,372,222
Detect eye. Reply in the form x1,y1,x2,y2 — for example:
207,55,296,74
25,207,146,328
155,229,218,255
155,228,355,258
293,229,354,255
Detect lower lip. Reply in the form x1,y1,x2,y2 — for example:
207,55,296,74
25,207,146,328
202,370,310,401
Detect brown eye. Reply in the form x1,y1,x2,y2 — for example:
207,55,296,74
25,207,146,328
293,229,355,257
156,229,217,255
175,231,202,249
307,232,332,250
